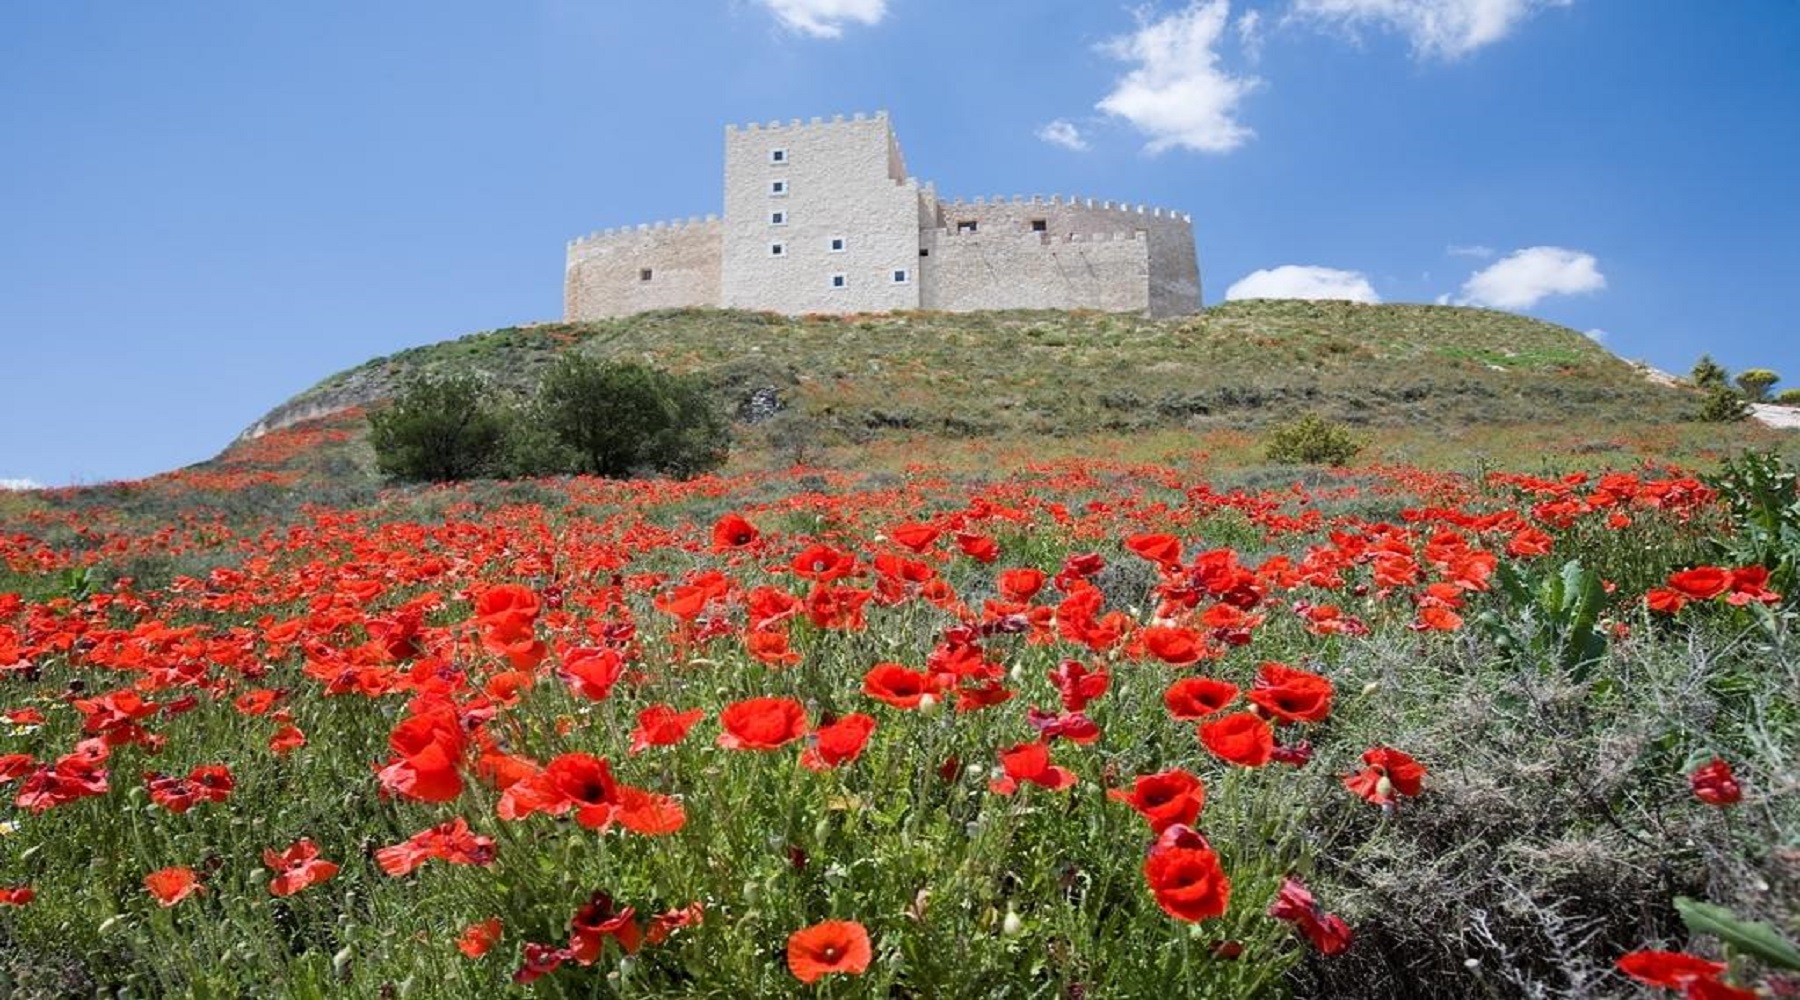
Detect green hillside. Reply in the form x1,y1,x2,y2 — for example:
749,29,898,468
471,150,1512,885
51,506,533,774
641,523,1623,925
223,300,1725,480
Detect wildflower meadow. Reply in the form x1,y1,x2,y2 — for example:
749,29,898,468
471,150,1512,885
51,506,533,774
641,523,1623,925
0,453,1794,997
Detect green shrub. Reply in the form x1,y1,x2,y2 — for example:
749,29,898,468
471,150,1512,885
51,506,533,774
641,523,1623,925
367,372,506,482
1265,413,1362,466
1691,354,1729,391
536,356,729,478
1776,389,1800,407
1696,386,1752,423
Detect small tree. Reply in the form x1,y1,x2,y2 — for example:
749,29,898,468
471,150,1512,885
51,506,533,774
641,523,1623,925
1775,388,1800,407
535,356,728,478
1696,386,1751,423
368,372,505,482
1691,355,1729,391
1265,413,1361,467
1735,368,1780,403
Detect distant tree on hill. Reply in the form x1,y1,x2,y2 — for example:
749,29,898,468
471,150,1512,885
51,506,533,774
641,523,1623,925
1776,388,1800,407
1735,368,1780,403
1690,355,1729,391
535,356,728,478
368,373,505,482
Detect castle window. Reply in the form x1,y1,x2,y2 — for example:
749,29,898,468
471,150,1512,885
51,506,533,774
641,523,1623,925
829,237,846,252
770,242,785,257
770,148,787,164
770,210,786,225
956,220,977,234
892,269,910,284
770,180,787,196
919,248,930,257
1030,219,1048,232
830,273,847,289
639,268,653,282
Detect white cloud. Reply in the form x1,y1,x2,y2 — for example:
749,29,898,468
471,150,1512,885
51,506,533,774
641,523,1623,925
1226,265,1382,303
756,0,887,38
1036,119,1089,151
1097,0,1262,154
1236,9,1265,62
1455,246,1605,309
1289,0,1571,60
0,478,41,491
1584,328,1607,342
1446,243,1494,258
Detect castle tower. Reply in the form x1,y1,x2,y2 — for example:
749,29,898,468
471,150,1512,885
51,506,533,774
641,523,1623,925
721,113,922,314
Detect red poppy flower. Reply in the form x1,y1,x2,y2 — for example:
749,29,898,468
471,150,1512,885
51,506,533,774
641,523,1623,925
717,696,808,750
629,704,706,754
786,919,872,984
1645,588,1688,614
1164,677,1240,720
1615,950,1727,989
997,567,1047,602
569,891,641,963
513,942,574,984
1,886,36,906
457,918,503,958
1142,840,1230,922
954,532,1000,563
1199,712,1273,767
1048,660,1109,712
1344,746,1427,806
264,838,339,897
1247,661,1333,724
646,902,704,945
745,629,804,667
1666,567,1731,601
990,740,1077,794
888,522,941,552
1126,533,1183,568
474,583,540,637
1108,768,1205,832
710,513,760,551
790,544,855,581
862,663,941,709
269,722,307,754
145,866,202,907
1726,565,1780,606
558,647,625,702
1689,758,1742,806
801,713,877,771
1142,626,1207,666
1267,877,1352,955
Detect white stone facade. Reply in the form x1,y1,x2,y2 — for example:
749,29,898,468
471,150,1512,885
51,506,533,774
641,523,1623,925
564,112,1201,320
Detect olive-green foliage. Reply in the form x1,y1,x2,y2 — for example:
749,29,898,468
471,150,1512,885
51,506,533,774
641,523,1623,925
1691,354,1730,391
1736,368,1780,402
1776,388,1800,406
1264,413,1362,466
535,356,728,478
1697,385,1752,423
367,372,505,482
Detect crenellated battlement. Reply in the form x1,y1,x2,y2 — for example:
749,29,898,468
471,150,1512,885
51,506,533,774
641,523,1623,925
725,110,888,135
568,215,722,249
565,112,1199,319
938,194,1191,225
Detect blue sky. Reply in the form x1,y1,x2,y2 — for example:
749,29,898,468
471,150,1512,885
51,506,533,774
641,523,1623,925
2,1,1797,487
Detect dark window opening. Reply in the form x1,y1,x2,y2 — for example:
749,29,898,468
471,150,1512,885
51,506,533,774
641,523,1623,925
639,268,653,282
1030,219,1048,232
956,220,977,234
919,248,930,257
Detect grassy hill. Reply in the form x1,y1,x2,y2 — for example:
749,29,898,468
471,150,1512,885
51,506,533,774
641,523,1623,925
210,300,1777,485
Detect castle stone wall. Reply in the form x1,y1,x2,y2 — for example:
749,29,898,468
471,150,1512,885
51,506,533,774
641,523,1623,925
563,114,1200,321
722,113,920,314
923,229,1151,314
565,219,721,319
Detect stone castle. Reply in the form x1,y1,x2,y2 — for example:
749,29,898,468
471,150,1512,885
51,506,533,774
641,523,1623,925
564,112,1201,319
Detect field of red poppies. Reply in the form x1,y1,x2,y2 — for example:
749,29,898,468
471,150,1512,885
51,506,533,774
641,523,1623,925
1,454,1795,997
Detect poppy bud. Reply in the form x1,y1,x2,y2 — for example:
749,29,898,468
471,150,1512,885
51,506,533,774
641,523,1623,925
1002,909,1025,937
1376,775,1394,800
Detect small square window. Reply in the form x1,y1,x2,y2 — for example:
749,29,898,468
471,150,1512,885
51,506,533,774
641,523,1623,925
830,273,847,289
956,220,977,234
829,237,846,252
892,269,909,284
770,243,785,257
1030,219,1048,232
639,268,653,282
770,210,786,225
770,148,787,164
770,180,787,196
919,248,930,258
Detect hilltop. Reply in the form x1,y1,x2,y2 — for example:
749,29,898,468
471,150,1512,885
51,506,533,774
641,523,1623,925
209,300,1767,486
